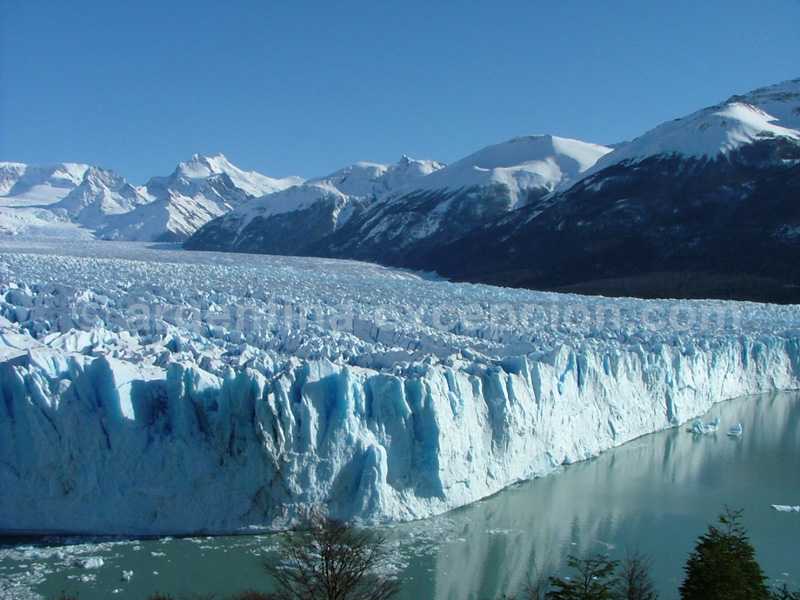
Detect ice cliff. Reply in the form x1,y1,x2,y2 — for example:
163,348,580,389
1,241,799,534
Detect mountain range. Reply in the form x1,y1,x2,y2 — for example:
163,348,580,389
0,154,302,241
2,76,799,302
430,79,800,302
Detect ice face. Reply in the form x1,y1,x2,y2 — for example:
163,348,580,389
0,240,799,534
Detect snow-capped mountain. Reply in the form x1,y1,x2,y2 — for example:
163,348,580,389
0,162,94,239
577,79,800,182
185,156,444,253
413,134,611,202
314,135,611,267
170,153,303,197
4,76,799,302
0,162,90,205
52,166,152,227
731,77,800,130
321,156,445,197
186,136,610,262
0,155,301,242
432,78,800,303
99,154,303,242
98,182,241,242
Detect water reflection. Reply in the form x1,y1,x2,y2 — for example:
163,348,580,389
7,393,799,600
394,391,800,599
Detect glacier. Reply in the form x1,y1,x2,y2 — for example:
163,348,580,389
0,240,799,535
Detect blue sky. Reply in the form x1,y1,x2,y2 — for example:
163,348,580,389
2,0,799,183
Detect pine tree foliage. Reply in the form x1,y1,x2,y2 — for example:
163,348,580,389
679,508,770,600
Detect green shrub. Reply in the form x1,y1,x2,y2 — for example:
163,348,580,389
546,554,618,599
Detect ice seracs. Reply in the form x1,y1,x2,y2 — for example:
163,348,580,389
1,240,799,534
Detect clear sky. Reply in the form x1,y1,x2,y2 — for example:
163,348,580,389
2,0,799,183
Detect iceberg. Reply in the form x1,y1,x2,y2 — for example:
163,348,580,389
727,423,743,437
772,505,800,513
688,417,720,435
0,240,799,535
75,557,104,570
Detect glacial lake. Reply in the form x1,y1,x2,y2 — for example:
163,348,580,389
2,392,799,600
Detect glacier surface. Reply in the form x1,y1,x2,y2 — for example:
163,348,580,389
0,240,799,534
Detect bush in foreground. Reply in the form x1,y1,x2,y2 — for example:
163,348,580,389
264,513,399,600
614,552,659,600
546,554,619,599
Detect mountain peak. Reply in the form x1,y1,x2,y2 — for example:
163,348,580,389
409,134,612,203
394,154,444,170
191,152,227,161
0,162,91,201
168,153,302,197
727,77,800,131
581,99,800,180
308,155,444,199
177,153,236,180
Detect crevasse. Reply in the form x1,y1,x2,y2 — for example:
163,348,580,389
0,242,799,534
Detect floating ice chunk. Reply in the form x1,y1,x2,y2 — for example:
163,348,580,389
76,557,104,569
689,419,706,434
688,417,720,435
772,505,800,513
727,423,743,437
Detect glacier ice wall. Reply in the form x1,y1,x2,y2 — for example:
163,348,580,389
0,241,799,534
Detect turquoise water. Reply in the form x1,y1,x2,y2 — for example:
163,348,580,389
2,392,799,600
